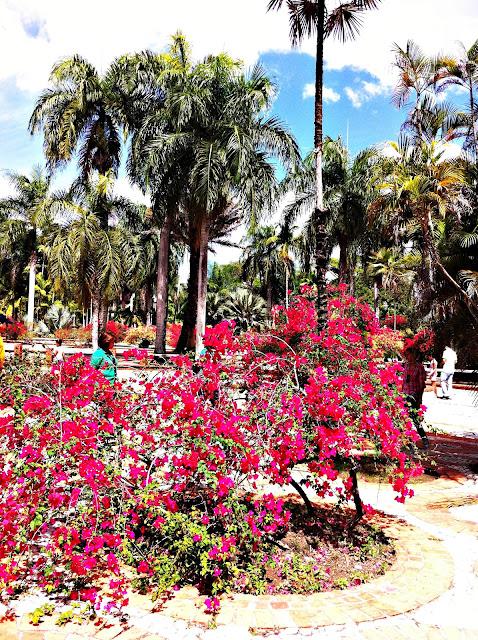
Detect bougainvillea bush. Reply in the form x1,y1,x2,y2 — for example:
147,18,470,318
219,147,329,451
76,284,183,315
0,287,421,614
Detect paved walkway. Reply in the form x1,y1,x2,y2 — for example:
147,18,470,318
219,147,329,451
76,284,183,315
1,405,478,639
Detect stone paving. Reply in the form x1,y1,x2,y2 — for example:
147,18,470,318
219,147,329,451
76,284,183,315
1,396,478,639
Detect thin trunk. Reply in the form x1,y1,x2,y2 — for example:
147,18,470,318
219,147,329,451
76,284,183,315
285,266,289,310
266,278,273,315
195,217,210,358
338,236,348,285
154,212,172,354
314,4,328,331
99,299,108,333
26,252,37,329
91,293,100,350
469,74,478,158
373,279,380,318
176,223,201,353
144,285,153,326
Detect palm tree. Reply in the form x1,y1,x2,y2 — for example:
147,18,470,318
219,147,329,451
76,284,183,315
370,137,478,321
125,34,193,354
434,40,478,157
367,248,416,326
143,55,298,355
219,288,267,331
29,56,124,186
267,0,381,328
0,168,55,328
281,137,377,290
242,224,296,312
49,175,140,348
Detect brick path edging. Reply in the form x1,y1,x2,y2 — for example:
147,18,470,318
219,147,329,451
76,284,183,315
151,518,453,630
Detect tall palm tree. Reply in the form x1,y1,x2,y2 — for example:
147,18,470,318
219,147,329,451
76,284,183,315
0,167,55,327
143,56,298,355
281,137,376,288
125,34,193,353
267,0,381,328
49,175,139,348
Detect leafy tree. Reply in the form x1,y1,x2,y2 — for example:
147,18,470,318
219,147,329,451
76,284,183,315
367,247,416,326
370,137,478,322
267,0,381,328
242,225,296,313
29,56,124,182
435,40,478,157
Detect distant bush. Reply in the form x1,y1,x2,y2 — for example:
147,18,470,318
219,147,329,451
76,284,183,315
384,314,408,329
166,323,182,349
124,325,156,345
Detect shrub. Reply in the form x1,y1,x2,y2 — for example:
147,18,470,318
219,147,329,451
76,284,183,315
384,314,407,329
0,286,421,614
0,320,28,340
166,323,182,349
124,325,156,345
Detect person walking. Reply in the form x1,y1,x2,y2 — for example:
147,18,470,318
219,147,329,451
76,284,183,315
427,355,438,397
52,338,65,363
90,333,117,385
440,346,457,399
402,347,429,447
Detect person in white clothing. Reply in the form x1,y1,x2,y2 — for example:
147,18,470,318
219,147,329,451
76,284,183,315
52,338,65,363
440,346,457,399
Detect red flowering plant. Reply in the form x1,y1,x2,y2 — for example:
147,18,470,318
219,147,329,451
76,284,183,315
0,287,422,614
383,314,408,329
0,320,28,340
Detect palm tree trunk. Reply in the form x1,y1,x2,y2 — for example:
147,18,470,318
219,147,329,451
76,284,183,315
26,251,37,328
99,300,108,333
469,74,478,158
314,2,328,331
285,266,289,310
195,217,210,358
266,278,273,315
373,279,380,318
154,212,172,354
338,236,348,285
91,292,101,350
176,223,201,353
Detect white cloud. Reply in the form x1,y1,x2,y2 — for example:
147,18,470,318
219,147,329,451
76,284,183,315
303,83,340,102
345,87,363,109
302,83,315,99
324,86,341,103
1,0,477,97
345,80,387,108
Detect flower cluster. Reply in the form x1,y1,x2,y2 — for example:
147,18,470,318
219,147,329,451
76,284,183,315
0,288,422,612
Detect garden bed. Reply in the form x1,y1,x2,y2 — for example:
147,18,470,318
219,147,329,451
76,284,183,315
234,499,394,595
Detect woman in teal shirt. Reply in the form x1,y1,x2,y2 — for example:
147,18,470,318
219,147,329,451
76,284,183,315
90,333,117,385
